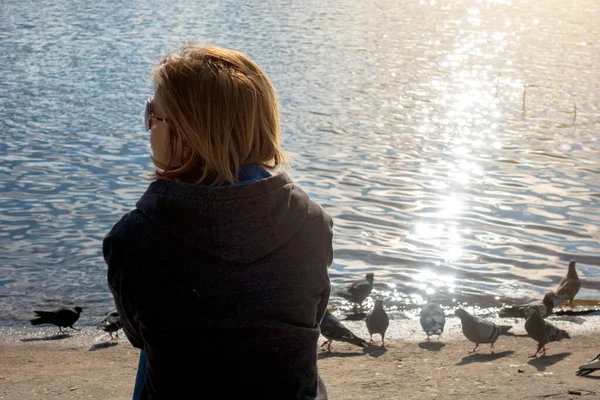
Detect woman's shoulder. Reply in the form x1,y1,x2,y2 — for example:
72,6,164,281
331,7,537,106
104,209,152,245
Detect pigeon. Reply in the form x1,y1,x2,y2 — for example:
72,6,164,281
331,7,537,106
498,292,558,319
554,260,581,308
365,299,390,347
30,306,83,333
319,309,368,352
454,308,512,354
576,354,600,377
97,309,123,340
336,273,374,313
524,305,570,358
420,301,445,341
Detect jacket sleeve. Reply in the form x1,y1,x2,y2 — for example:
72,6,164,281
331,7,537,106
316,214,334,326
103,233,144,349
316,284,331,328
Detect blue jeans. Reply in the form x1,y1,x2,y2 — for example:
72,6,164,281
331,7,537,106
132,350,147,400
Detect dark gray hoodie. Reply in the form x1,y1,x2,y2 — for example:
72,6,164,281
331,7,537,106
104,172,332,399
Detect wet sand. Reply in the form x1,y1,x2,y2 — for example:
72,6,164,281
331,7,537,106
1,315,599,399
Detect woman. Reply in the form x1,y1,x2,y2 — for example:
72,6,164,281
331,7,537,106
104,44,333,399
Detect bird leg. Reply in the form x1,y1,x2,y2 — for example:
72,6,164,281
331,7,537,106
490,343,495,354
426,334,430,342
468,344,479,354
529,344,544,358
381,336,386,348
320,340,333,352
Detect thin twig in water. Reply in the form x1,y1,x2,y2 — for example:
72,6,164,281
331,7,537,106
573,102,577,123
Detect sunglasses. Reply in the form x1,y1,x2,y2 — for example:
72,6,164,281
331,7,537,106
144,98,169,131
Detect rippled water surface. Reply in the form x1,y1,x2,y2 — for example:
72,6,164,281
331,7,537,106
1,0,599,326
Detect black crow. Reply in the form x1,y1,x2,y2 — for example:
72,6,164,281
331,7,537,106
30,306,83,333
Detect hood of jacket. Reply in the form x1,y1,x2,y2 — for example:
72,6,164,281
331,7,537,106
135,173,309,264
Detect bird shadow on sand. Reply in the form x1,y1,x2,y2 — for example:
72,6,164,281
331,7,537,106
88,341,120,352
501,332,530,338
455,350,514,366
20,333,72,342
527,352,571,371
549,315,586,325
364,345,388,358
318,351,365,359
418,341,446,352
342,312,367,321
553,308,598,317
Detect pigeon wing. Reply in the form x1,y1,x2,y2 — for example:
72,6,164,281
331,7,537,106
555,278,581,302
366,308,389,335
470,316,498,343
33,310,57,319
420,305,445,335
320,311,367,347
577,354,600,377
348,281,372,302
98,310,121,331
544,321,570,342
431,307,445,334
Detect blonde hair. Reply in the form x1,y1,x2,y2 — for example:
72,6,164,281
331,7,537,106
150,43,289,185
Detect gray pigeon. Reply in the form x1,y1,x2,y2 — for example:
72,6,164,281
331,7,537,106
499,292,558,319
365,299,390,347
97,309,123,340
420,301,445,341
524,305,570,358
320,310,368,352
455,308,512,353
30,306,83,333
554,260,581,308
576,354,600,377
336,273,374,313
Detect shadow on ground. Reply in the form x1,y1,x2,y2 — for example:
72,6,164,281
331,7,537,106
318,351,364,359
342,312,367,321
527,352,571,371
501,331,530,338
455,350,514,366
364,345,388,358
88,341,120,351
550,315,587,325
20,333,72,342
418,341,445,351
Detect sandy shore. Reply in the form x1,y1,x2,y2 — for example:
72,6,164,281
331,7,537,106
1,314,600,399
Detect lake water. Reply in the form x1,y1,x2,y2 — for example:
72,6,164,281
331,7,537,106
1,0,599,327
